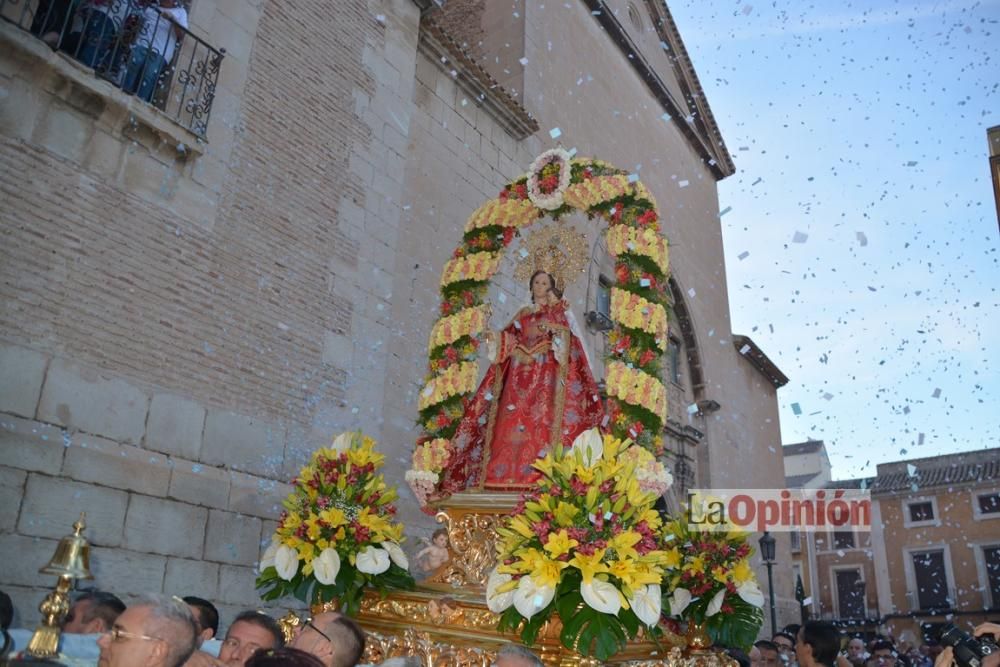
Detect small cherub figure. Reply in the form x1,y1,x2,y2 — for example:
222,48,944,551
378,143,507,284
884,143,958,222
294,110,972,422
415,528,451,572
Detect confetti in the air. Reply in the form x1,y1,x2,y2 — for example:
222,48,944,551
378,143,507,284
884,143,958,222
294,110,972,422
549,127,562,139
792,231,809,244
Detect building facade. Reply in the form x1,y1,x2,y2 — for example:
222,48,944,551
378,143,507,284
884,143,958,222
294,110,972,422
786,444,1000,641
1,0,791,628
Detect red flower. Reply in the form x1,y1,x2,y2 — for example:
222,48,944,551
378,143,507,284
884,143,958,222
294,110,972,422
453,247,464,259
615,263,630,284
463,291,474,307
441,302,452,316
514,183,528,199
503,227,515,246
610,205,623,224
639,349,656,367
631,421,645,436
641,273,657,290
637,209,658,227
444,347,459,363
540,174,560,193
435,412,451,428
583,168,593,180
499,188,509,201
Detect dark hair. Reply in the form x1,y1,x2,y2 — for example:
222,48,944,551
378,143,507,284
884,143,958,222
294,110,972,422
246,647,326,667
431,528,449,541
727,647,751,667
871,640,897,654
803,621,843,667
228,611,284,649
0,590,12,630
784,624,802,638
529,270,563,302
183,596,219,636
327,616,365,667
774,631,797,645
73,590,126,629
756,641,781,653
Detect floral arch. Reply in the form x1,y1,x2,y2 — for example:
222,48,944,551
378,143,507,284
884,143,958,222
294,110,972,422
406,150,672,504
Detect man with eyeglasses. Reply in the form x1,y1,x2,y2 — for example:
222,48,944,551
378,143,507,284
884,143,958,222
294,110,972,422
754,641,783,667
775,631,800,667
288,612,365,667
96,594,197,667
215,611,284,667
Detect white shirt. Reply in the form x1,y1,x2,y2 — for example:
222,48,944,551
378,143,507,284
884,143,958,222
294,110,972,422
134,5,188,62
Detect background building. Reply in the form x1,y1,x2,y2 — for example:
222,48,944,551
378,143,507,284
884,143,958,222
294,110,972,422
785,443,1000,640
1,0,791,627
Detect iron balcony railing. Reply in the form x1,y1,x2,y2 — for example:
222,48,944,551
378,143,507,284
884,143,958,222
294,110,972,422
1,0,224,137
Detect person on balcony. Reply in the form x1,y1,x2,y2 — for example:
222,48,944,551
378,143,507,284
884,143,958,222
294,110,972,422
70,0,133,72
122,0,188,102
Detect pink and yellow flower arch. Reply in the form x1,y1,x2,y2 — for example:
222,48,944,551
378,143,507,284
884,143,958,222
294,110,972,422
406,150,671,505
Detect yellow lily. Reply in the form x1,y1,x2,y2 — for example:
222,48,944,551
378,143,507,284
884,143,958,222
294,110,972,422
543,529,579,559
569,549,609,583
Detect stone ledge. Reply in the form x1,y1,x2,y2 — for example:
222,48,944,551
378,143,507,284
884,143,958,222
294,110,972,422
0,21,206,158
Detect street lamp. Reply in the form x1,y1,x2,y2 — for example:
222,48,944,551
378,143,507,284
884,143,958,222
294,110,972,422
758,530,777,636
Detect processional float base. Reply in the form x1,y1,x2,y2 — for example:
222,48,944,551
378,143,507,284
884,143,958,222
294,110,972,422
354,492,733,667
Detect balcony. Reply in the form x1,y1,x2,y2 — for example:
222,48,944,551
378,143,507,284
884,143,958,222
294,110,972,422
0,0,223,137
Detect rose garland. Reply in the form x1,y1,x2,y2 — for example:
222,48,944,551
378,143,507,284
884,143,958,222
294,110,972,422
408,154,672,504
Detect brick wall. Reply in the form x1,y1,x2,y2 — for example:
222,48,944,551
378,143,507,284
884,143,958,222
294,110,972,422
1,0,421,628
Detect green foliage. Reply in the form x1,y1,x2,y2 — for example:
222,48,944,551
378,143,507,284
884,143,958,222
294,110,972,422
255,562,414,618
704,595,765,652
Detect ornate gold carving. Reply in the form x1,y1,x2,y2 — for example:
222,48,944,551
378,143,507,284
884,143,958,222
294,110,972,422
424,509,504,587
276,611,302,644
514,222,590,291
363,627,496,667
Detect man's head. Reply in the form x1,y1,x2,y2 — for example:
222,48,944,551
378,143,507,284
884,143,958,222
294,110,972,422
848,639,868,659
95,594,197,667
754,640,782,667
182,596,219,642
494,643,544,667
289,612,365,667
775,631,798,665
867,640,897,667
218,611,284,667
65,591,127,634
797,621,843,667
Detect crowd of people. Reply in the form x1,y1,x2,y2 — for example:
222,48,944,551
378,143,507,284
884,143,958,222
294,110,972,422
0,589,547,667
29,0,189,102
732,621,999,667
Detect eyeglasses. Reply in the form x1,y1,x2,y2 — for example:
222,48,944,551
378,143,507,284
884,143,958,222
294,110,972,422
105,628,163,643
304,621,332,644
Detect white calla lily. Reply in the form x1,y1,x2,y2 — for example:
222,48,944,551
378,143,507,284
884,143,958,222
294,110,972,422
381,542,409,570
312,548,342,585
274,544,299,581
737,580,765,607
669,588,692,617
628,584,662,627
258,537,279,574
331,432,353,452
513,575,555,619
705,589,726,617
356,545,391,574
486,567,514,613
569,428,604,467
580,578,622,615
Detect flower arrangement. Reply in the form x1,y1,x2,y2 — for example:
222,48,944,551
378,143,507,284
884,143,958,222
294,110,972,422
404,438,451,506
527,148,573,210
486,429,674,661
256,432,415,615
409,152,672,505
662,518,765,651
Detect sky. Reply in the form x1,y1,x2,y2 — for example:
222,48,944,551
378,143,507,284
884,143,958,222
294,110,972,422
666,0,1000,480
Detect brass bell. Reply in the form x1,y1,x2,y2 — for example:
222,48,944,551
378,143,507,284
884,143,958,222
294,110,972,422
39,513,94,580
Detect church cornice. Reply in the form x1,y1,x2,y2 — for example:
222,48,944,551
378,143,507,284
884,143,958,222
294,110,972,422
583,0,736,180
419,14,539,141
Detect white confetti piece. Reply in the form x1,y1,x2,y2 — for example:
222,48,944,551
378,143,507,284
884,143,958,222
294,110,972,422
678,180,689,188
719,206,732,217
375,13,386,23
627,173,639,183
519,57,529,66
549,127,562,139
687,288,696,298
739,344,751,354
791,403,802,415
687,403,699,415
792,231,809,243
907,464,917,476
856,231,868,246
932,388,941,398
737,251,750,260
661,113,671,122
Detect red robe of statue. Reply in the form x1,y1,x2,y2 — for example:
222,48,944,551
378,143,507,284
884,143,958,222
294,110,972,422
437,299,605,493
